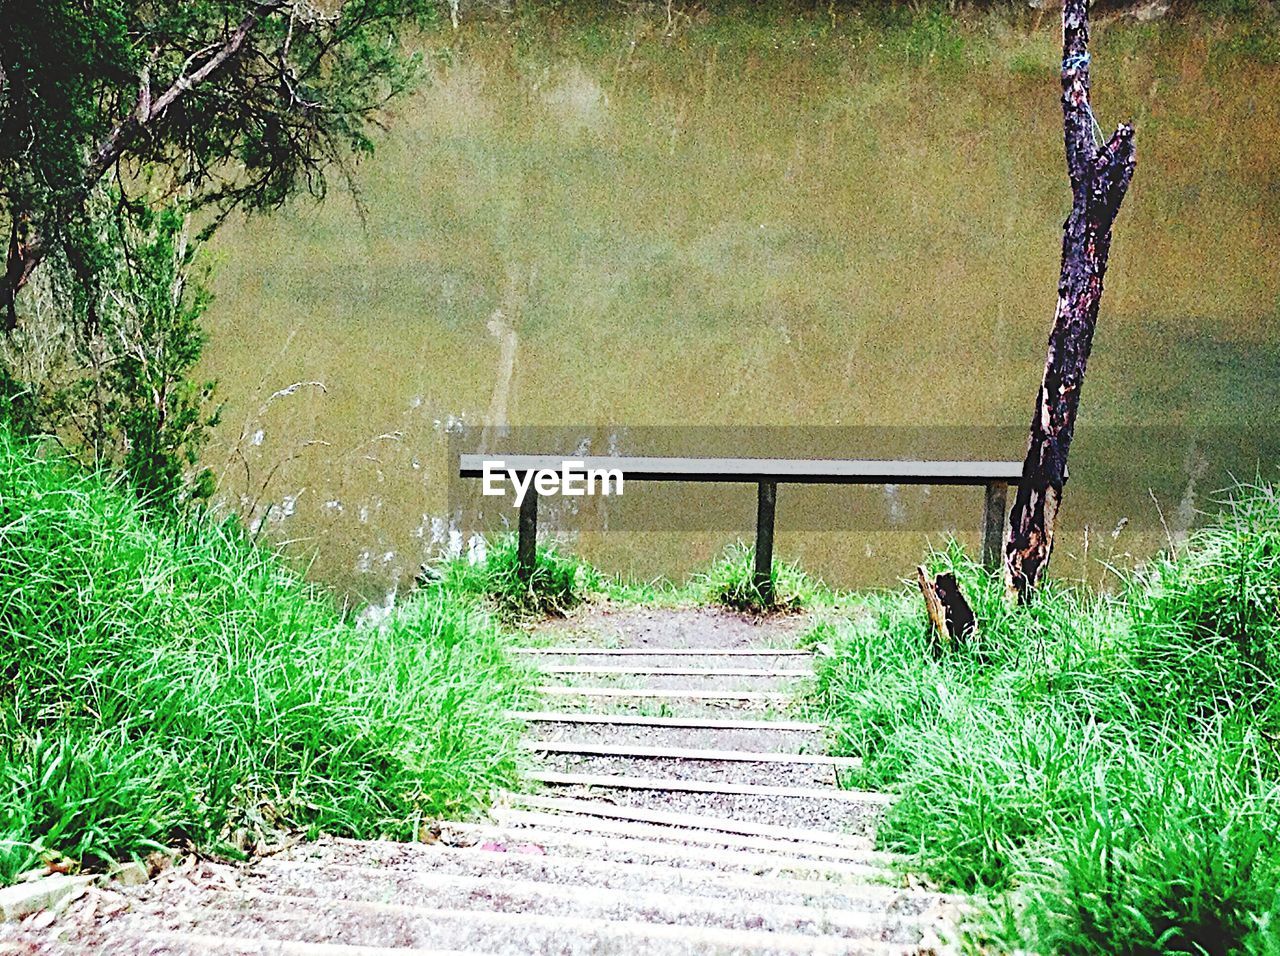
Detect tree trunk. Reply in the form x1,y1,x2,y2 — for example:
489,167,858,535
3,217,40,332
1004,0,1136,603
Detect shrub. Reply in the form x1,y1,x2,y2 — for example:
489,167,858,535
1126,480,1280,737
1014,738,1280,956
1,194,219,510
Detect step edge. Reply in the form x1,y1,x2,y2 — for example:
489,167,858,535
508,711,823,731
528,771,893,803
524,741,862,767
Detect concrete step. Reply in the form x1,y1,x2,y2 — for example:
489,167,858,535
525,741,858,767
14,922,935,956
510,712,823,731
498,798,877,856
526,772,889,836
515,712,831,754
330,831,897,880
532,688,801,720
541,671,811,692
540,665,814,678
172,890,932,952
516,648,814,667
314,840,910,906
236,865,937,941
532,752,854,788
538,685,794,702
530,771,876,800
1,936,476,956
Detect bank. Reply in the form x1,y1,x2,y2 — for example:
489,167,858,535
5,425,1280,952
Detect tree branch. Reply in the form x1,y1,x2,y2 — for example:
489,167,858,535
84,10,263,190
2,0,406,325
4,6,276,318
1090,123,1137,230
4,218,40,333
1061,0,1094,187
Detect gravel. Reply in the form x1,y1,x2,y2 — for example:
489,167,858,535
9,864,934,955
535,786,885,838
529,695,802,720
545,672,812,693
251,852,940,916
534,606,809,651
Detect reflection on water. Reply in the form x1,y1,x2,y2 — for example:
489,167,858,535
201,13,1280,604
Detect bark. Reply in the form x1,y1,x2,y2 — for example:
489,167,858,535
1004,0,1136,603
4,217,39,332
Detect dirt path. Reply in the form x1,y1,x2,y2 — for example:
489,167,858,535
0,604,960,955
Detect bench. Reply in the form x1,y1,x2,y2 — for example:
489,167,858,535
459,454,1023,597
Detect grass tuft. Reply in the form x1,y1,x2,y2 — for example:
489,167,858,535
696,542,819,613
422,533,599,619
0,427,528,883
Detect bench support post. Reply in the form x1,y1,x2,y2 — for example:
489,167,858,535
754,481,777,602
981,480,1008,571
517,478,538,583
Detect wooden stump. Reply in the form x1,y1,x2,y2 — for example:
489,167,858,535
917,566,976,653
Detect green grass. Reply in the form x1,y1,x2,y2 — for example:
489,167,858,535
0,427,529,883
422,532,601,619
597,574,692,608
812,487,1280,954
696,542,823,614
421,536,832,616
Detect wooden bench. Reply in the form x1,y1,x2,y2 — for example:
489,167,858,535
459,454,1023,597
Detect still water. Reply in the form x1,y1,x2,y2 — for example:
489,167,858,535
201,12,1280,602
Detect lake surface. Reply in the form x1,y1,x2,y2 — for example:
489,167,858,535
200,10,1280,602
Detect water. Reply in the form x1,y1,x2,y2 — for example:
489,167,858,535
200,11,1280,602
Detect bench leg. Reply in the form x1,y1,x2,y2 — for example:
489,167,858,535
754,481,777,602
517,480,538,583
981,481,1008,572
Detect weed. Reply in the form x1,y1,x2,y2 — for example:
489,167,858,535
696,542,819,613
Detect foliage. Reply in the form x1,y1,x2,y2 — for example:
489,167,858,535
0,0,439,308
813,482,1280,953
103,202,219,505
697,542,818,613
1,194,219,508
1127,479,1280,738
0,0,441,500
1014,747,1280,956
0,427,527,882
877,5,968,68
422,533,600,619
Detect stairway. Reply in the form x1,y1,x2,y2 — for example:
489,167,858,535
0,606,959,955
